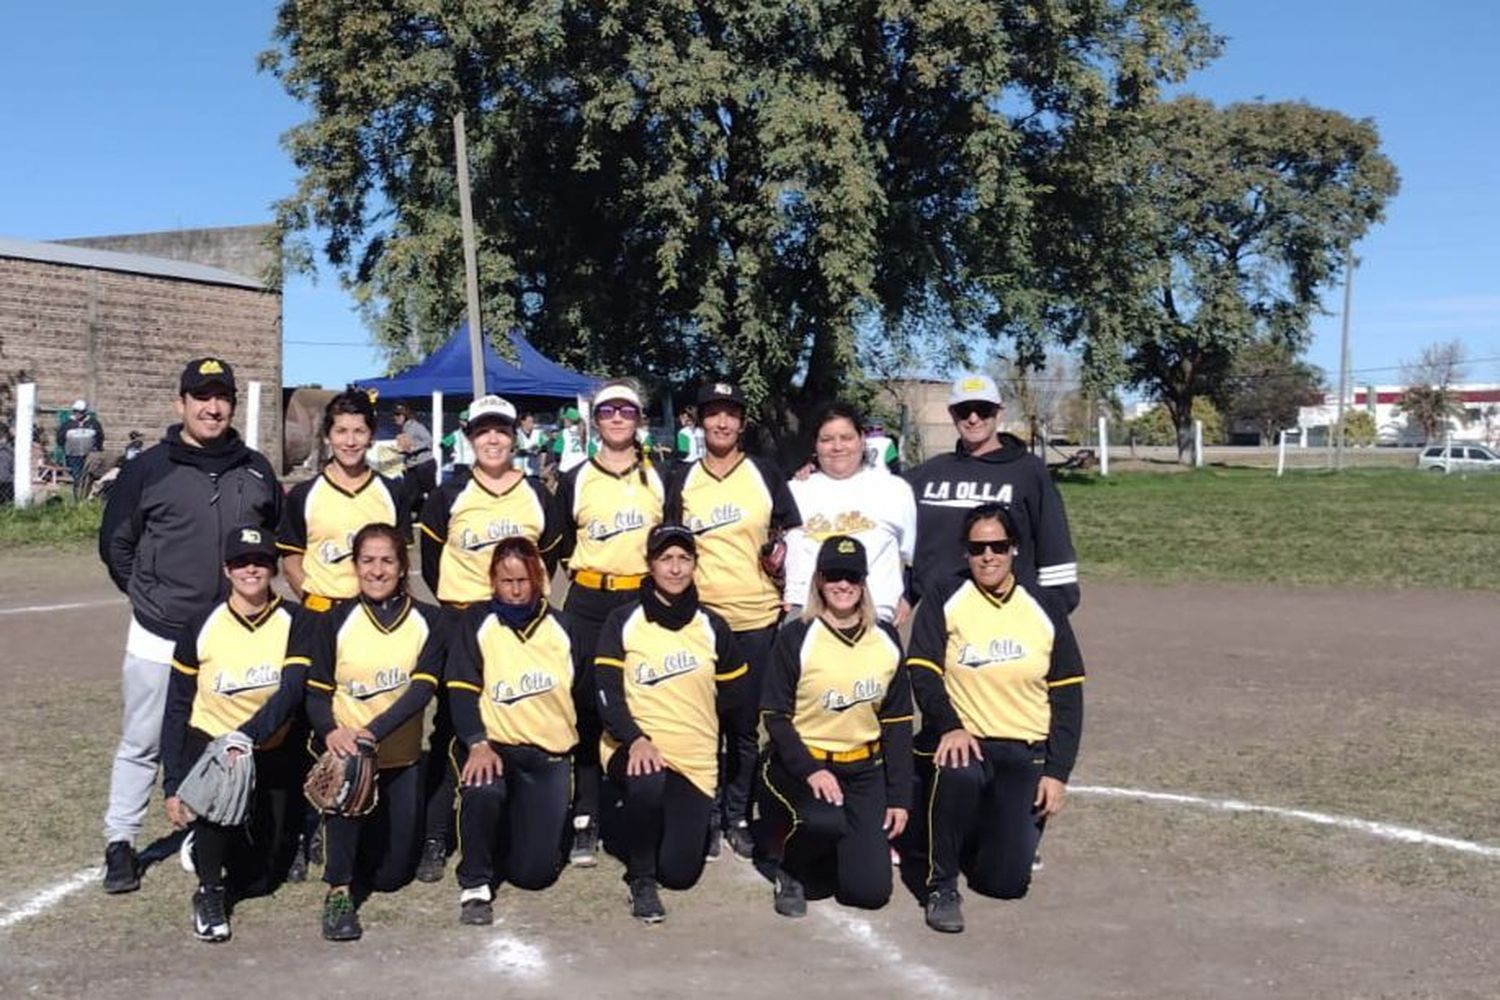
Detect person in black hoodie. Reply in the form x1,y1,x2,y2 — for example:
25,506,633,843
904,373,1080,612
96,357,282,894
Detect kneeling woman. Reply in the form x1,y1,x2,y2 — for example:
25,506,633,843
162,526,311,943
906,502,1084,934
759,536,912,917
446,537,582,926
304,523,448,941
594,524,749,923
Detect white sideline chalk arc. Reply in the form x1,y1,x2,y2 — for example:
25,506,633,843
0,867,99,931
1072,785,1500,859
817,908,967,999
0,598,124,617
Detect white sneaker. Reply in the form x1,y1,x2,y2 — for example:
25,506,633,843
179,831,196,875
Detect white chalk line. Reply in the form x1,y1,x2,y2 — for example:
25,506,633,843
1072,785,1500,859
814,906,968,999
484,929,549,979
0,867,99,931
0,598,124,616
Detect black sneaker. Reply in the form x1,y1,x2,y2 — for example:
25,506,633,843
1032,852,1045,873
286,841,308,884
773,869,806,918
925,887,964,933
415,838,447,883
192,886,231,942
704,826,722,862
321,891,362,942
306,826,324,865
725,821,754,859
569,821,599,868
103,841,140,894
459,886,494,926
628,878,665,924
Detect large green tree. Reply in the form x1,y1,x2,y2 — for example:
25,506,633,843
1040,97,1397,460
263,1,1217,435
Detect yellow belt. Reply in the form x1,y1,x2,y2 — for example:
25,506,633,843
571,570,645,592
806,740,881,764
302,594,341,612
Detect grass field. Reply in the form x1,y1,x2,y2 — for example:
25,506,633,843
1060,468,1500,590
0,496,102,549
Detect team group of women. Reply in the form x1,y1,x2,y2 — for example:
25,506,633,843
162,377,1084,944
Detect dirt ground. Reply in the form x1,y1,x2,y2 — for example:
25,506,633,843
1,549,1497,999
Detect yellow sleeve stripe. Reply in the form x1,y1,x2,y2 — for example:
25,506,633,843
595,656,626,668
283,656,312,668
879,714,914,724
275,542,306,554
418,523,444,543
171,660,198,676
306,679,335,692
539,536,562,552
715,663,749,682
447,680,483,694
907,657,944,676
1048,675,1085,689
413,672,439,686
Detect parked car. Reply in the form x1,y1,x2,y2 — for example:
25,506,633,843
1416,443,1500,472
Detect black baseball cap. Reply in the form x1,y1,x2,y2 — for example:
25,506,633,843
180,357,237,398
646,523,697,560
696,380,747,408
223,525,278,565
816,535,867,577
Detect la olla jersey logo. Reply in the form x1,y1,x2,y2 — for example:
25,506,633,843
587,509,647,541
212,664,281,696
919,481,1015,507
687,503,743,535
347,667,411,700
820,677,885,712
318,532,356,566
460,520,526,552
634,650,699,686
488,671,558,706
956,638,1027,669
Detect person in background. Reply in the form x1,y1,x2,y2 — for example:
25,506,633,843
392,402,437,521
553,407,589,475
444,408,475,477
514,412,546,476
98,357,283,894
863,422,899,474
58,398,104,498
123,431,146,463
0,423,13,505
675,408,704,464
905,373,1079,612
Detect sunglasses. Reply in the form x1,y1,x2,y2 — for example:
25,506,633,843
951,402,999,421
965,539,1014,556
822,569,866,585
595,403,640,420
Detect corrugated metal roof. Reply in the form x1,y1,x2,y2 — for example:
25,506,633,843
0,234,267,290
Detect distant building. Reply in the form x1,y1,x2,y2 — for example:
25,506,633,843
1299,384,1500,446
0,226,283,469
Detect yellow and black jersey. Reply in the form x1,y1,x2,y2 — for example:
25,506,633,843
593,595,748,797
907,576,1085,781
169,597,299,745
760,617,913,807
556,458,664,578
446,604,580,755
278,470,405,600
664,454,801,631
419,471,562,604
304,597,447,768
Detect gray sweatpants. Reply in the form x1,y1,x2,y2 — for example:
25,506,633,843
102,651,171,845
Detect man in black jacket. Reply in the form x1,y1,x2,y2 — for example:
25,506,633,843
96,358,282,893
905,374,1080,612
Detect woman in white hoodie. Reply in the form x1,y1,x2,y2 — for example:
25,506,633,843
783,403,917,626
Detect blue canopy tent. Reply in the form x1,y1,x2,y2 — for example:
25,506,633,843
354,326,598,399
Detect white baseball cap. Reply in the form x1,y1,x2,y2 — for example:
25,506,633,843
947,373,1002,408
593,383,644,410
72,399,88,411
465,394,517,433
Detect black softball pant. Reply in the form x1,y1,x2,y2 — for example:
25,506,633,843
606,748,713,889
422,603,472,848
922,738,1045,899
323,762,421,892
187,735,306,897
562,584,639,821
760,754,891,910
716,623,777,830
456,743,572,892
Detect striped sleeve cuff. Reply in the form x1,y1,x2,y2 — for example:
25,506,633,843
1037,562,1078,586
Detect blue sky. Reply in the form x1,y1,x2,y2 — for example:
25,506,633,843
2,1,1495,390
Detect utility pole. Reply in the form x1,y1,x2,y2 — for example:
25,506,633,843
1334,246,1355,471
453,111,486,398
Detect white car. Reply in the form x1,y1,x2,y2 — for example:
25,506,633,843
1416,443,1500,472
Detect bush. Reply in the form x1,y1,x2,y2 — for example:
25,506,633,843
1340,410,1377,447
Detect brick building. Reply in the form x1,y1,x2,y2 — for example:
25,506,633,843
0,227,283,470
